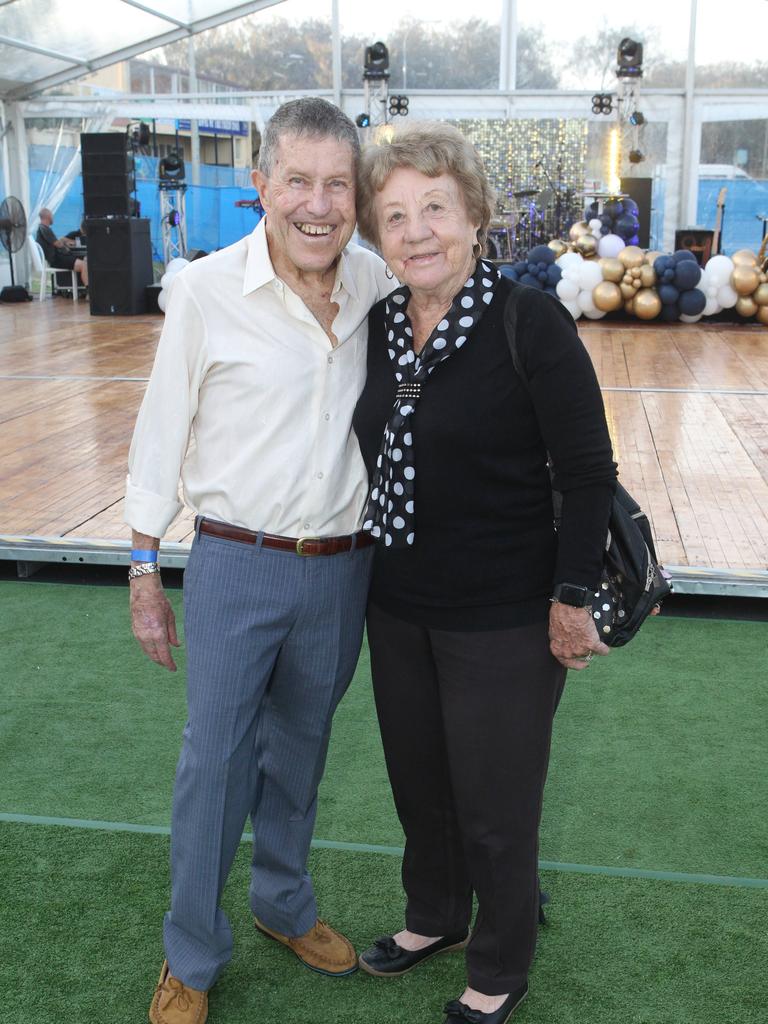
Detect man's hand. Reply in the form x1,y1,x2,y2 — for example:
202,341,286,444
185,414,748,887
130,573,180,671
548,602,609,671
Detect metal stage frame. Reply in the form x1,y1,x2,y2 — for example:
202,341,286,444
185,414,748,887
2,535,768,597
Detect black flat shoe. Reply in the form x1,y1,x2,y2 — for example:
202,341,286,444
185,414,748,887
443,983,529,1024
358,930,470,977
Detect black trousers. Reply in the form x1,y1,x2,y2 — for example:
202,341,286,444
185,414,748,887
366,602,566,995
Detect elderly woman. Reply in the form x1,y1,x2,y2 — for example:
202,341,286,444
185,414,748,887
352,123,617,1024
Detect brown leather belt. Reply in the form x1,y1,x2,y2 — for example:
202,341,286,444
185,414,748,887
199,518,375,556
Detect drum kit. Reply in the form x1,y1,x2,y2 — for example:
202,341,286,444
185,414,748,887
486,181,582,262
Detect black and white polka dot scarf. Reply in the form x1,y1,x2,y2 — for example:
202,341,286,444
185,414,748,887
362,258,501,548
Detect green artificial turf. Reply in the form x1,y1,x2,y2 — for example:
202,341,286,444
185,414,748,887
1,580,766,878
1,822,766,1024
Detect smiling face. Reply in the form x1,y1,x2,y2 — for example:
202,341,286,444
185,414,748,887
374,166,480,301
252,133,357,280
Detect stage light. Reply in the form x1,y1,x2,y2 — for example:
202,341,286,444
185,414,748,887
629,110,645,126
617,37,643,79
364,41,390,80
607,127,622,193
388,94,409,117
355,113,370,128
591,93,613,116
159,150,186,183
628,148,645,164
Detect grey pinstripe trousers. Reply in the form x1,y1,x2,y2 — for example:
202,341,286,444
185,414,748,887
163,525,373,990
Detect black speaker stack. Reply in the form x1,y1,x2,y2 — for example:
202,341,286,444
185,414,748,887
80,132,154,315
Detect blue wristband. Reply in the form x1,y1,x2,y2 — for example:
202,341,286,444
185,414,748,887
131,549,158,562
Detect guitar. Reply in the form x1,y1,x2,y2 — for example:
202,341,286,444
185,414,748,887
712,187,727,255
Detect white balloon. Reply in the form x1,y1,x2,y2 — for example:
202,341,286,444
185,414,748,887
589,218,603,233
583,307,608,319
577,261,604,290
703,297,721,317
679,313,703,323
561,300,582,320
557,252,583,273
597,233,625,259
705,254,734,286
577,289,597,314
160,272,173,291
157,289,167,313
717,284,738,309
556,278,580,301
165,257,190,274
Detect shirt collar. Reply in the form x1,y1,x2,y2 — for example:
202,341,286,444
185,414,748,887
242,217,359,302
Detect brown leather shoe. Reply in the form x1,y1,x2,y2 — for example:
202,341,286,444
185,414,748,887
149,960,208,1024
254,916,358,976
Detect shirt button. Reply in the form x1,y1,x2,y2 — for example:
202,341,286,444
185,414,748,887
324,413,330,421
317,472,324,479
303,522,311,530
327,355,333,364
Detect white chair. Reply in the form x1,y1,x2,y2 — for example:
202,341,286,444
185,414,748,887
28,235,79,304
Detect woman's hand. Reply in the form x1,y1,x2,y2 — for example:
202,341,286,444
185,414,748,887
548,602,610,670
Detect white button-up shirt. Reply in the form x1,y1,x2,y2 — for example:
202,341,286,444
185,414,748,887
125,219,391,539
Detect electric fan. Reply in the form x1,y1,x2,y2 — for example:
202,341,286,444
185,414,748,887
0,195,31,302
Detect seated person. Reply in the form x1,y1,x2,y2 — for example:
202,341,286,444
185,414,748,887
36,207,88,286
63,219,88,248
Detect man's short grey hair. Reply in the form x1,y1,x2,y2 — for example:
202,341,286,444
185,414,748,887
258,98,360,177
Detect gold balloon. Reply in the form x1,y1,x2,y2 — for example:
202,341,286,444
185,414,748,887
735,296,758,318
631,267,642,279
731,265,761,296
620,282,636,300
644,250,663,266
622,272,632,284
593,281,624,312
731,249,758,267
753,283,768,306
619,245,645,269
634,288,662,320
599,257,624,283
757,305,768,325
575,234,598,258
640,264,656,288
548,239,568,259
624,299,635,315
569,221,591,242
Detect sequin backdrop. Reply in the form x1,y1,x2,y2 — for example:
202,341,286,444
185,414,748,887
451,118,588,209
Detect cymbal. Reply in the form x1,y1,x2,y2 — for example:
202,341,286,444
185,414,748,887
513,189,538,198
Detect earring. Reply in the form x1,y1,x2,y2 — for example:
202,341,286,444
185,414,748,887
385,265,394,280
472,241,482,260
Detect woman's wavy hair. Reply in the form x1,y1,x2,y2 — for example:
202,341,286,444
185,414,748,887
356,122,495,252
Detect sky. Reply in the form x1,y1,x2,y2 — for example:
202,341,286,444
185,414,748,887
258,0,768,68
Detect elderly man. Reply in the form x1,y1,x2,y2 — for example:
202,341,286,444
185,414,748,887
125,98,390,1024
36,207,88,286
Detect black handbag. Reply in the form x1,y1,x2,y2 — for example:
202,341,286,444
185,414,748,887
504,286,672,647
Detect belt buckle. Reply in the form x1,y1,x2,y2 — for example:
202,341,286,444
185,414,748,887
296,536,317,556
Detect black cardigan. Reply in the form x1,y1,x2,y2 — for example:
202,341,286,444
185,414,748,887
353,278,618,630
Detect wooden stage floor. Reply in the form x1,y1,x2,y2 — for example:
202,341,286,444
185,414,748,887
2,299,768,594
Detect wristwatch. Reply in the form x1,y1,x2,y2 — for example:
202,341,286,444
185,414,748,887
551,582,592,608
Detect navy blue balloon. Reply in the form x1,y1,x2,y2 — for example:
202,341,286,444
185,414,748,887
660,303,680,322
528,245,554,264
659,284,680,305
546,263,562,285
654,255,673,276
498,265,519,280
628,234,640,246
520,273,544,290
604,198,623,218
513,260,528,275
622,198,639,215
674,260,701,290
679,288,706,316
673,249,698,264
600,213,613,227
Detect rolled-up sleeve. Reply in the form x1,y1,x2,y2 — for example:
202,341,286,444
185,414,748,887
124,273,207,537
